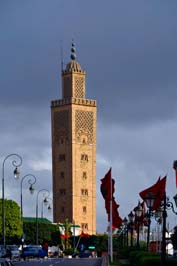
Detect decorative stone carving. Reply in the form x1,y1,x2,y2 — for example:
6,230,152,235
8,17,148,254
74,77,85,98
75,110,94,144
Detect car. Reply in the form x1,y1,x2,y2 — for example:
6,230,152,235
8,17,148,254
79,250,92,258
21,245,47,260
0,258,14,266
0,246,7,258
6,245,20,260
48,246,59,257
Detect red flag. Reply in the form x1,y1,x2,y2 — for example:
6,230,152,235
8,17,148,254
105,197,119,215
139,176,166,211
107,198,122,228
153,176,166,210
112,212,122,228
139,177,160,200
100,168,115,200
140,201,148,226
173,160,177,188
100,168,123,229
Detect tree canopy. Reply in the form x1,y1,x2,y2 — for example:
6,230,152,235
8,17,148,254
23,221,60,245
0,199,22,244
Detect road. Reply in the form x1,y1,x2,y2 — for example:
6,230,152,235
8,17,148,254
13,257,104,266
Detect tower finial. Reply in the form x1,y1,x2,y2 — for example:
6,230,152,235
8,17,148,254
70,41,76,61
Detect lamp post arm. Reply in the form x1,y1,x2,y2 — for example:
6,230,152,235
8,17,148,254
36,189,50,209
166,201,177,215
2,154,23,174
2,153,23,197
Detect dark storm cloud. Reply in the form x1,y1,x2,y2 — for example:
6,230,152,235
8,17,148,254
96,119,177,231
83,2,177,124
0,106,51,168
1,0,177,124
0,104,52,220
1,0,177,232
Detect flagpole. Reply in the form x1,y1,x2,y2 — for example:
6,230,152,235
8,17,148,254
108,231,110,257
110,168,113,263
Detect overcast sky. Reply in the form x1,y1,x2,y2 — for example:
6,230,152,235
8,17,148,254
1,0,177,234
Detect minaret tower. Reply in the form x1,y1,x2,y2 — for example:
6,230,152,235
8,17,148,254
51,43,97,234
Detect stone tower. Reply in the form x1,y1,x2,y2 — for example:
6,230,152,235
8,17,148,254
51,43,97,234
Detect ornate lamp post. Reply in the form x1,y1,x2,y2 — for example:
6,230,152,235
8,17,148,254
155,193,177,266
2,154,22,247
47,198,52,212
122,217,128,247
144,189,177,266
41,197,52,218
20,174,36,245
20,174,36,219
36,189,50,245
128,211,134,247
134,201,143,248
143,193,155,250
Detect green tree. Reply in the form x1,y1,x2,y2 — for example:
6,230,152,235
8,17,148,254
23,219,60,245
0,199,22,244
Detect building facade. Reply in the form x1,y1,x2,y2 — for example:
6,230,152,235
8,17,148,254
51,44,97,234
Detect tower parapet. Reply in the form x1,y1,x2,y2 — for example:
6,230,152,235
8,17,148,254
51,98,96,108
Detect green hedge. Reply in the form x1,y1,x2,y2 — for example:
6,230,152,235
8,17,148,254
139,256,161,266
129,250,177,266
140,256,177,266
117,246,177,266
129,250,150,266
119,247,137,258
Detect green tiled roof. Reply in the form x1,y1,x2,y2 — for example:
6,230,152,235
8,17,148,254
23,217,52,224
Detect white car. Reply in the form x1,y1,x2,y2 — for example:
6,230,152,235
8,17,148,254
6,245,20,260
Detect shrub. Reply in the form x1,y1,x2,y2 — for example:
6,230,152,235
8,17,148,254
130,252,177,266
63,248,74,255
129,250,150,266
139,255,161,266
119,247,137,259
